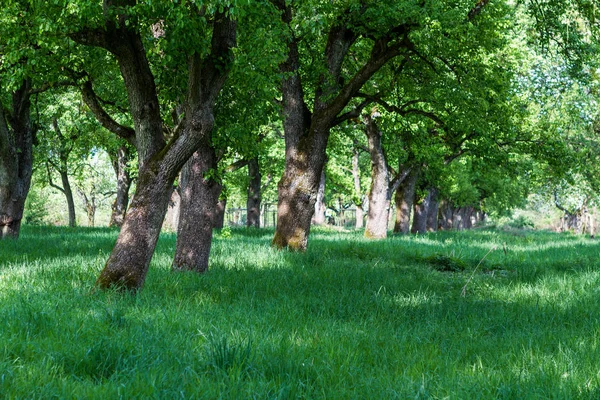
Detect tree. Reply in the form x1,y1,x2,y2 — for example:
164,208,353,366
269,0,510,250
52,1,238,289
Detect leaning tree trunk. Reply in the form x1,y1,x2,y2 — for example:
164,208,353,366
393,168,419,234
247,157,261,228
59,169,77,228
411,190,431,234
109,144,132,227
0,80,34,239
172,142,222,272
364,113,391,239
87,7,236,290
312,169,327,225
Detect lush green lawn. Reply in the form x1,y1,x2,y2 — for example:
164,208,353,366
1,226,599,399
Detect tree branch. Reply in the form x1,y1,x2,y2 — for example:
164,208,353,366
81,80,135,144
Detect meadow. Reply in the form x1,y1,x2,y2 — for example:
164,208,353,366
1,225,599,399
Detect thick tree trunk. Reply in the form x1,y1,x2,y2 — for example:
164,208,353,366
247,158,261,228
96,160,175,289
172,143,222,272
426,188,439,232
411,190,431,234
312,169,327,225
109,145,132,227
271,1,409,250
273,140,327,249
364,114,390,239
393,168,419,234
0,80,34,239
88,8,236,290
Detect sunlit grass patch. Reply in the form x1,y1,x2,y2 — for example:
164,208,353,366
1,226,600,398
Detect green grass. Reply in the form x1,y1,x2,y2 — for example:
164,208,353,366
1,225,600,398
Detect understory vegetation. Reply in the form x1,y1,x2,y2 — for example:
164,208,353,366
1,226,599,398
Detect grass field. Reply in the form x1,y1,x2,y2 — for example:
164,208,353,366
1,225,599,399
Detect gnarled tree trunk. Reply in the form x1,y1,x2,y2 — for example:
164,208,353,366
172,142,222,272
271,1,410,250
0,80,34,239
77,5,236,290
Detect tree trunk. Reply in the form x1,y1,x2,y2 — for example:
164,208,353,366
364,114,390,239
312,169,327,225
393,168,419,234
411,190,431,234
96,160,176,289
109,144,132,227
163,186,180,231
214,196,226,229
172,142,222,272
88,7,236,290
0,80,34,239
60,169,77,228
426,188,439,232
247,157,261,228
271,1,409,250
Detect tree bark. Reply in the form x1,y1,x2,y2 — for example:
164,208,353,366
364,114,391,239
0,80,34,239
426,188,439,232
60,169,77,227
163,186,180,231
312,169,327,225
247,157,261,228
109,145,132,227
393,168,419,234
411,190,431,234
172,142,222,272
80,5,236,290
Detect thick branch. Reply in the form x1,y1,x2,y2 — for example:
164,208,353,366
82,80,135,144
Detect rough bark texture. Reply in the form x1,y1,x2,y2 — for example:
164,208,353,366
0,80,34,239
271,0,411,250
81,4,236,290
364,114,390,239
312,169,327,225
393,168,419,234
411,190,431,234
426,188,439,232
172,143,222,272
163,187,180,231
109,145,132,227
247,157,261,228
